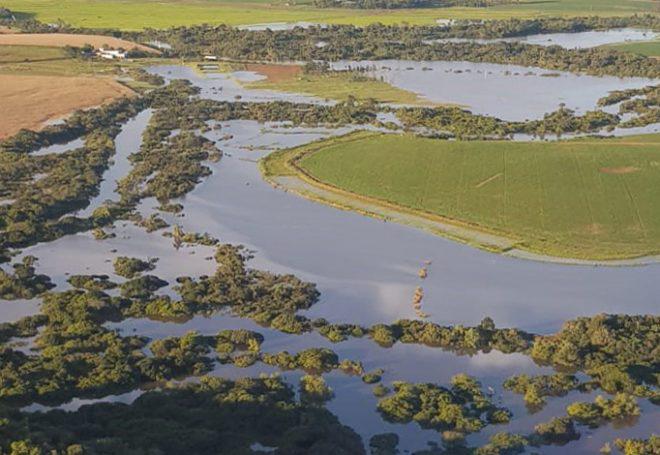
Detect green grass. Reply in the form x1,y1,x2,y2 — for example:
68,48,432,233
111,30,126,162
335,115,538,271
246,71,434,105
293,132,660,260
0,45,66,63
608,40,660,58
2,0,655,30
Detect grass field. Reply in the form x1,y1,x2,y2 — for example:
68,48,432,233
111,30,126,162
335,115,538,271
243,63,434,105
2,0,655,30
272,131,660,260
0,44,65,63
0,33,159,53
608,40,660,58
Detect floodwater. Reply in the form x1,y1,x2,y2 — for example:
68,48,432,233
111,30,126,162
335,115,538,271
5,61,659,453
431,28,658,49
78,108,153,217
237,21,325,31
31,137,85,156
152,65,322,105
330,60,658,120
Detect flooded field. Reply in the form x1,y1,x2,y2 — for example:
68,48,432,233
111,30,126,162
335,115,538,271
3,55,658,453
237,21,325,31
431,28,658,49
330,60,658,120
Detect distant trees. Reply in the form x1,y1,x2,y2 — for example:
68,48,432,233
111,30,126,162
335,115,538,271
139,17,660,77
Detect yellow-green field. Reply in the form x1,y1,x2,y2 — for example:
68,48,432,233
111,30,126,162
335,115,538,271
244,65,434,105
3,0,655,30
0,45,66,63
608,40,660,58
268,131,660,260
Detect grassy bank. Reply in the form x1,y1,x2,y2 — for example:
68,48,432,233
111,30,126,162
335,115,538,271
263,131,660,261
3,0,655,30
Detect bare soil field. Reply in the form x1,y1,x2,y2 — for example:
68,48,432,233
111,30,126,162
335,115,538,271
0,33,159,53
245,63,302,83
0,74,134,138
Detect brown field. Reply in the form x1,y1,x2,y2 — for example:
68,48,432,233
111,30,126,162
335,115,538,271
0,74,135,139
600,166,640,174
245,63,302,83
0,33,159,53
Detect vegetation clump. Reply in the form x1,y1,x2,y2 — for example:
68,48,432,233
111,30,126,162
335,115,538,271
376,374,511,438
566,393,640,427
67,274,117,291
531,416,580,446
530,314,659,390
0,256,54,299
362,369,384,384
261,348,339,374
113,256,157,278
300,374,334,404
0,375,366,454
614,435,660,455
215,329,263,355
474,432,528,455
369,432,399,455
503,373,580,408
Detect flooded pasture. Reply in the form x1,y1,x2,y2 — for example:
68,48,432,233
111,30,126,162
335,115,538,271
331,60,658,120
431,28,658,49
3,56,659,453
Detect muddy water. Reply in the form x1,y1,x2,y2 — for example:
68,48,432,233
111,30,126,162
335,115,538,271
6,63,659,453
330,60,657,120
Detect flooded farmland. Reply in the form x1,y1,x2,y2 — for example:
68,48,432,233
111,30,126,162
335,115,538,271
330,60,658,120
430,28,658,49
3,54,657,453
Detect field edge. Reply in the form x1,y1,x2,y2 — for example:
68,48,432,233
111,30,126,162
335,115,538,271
260,130,660,266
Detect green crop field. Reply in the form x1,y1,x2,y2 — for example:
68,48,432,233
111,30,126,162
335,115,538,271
2,0,655,30
294,132,660,260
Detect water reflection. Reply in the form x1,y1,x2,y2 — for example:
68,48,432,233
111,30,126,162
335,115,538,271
330,60,657,120
31,137,85,156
